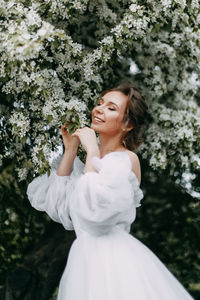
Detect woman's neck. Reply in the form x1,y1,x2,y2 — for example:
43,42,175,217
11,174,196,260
98,133,125,158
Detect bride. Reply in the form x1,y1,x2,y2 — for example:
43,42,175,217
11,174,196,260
27,84,194,299
57,84,145,180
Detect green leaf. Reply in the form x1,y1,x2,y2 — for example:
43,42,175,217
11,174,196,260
47,115,53,123
21,136,27,145
61,115,66,123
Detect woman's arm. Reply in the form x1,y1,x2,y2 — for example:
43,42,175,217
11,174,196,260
72,127,100,173
85,148,100,173
56,123,80,176
56,149,78,176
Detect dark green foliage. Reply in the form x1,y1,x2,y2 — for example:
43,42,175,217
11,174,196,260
0,162,48,286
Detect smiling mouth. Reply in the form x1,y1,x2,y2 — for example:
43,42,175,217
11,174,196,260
93,117,105,123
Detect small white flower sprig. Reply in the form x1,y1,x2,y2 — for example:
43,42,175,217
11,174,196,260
0,0,199,186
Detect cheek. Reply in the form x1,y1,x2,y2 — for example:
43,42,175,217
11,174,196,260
110,111,123,123
106,113,124,130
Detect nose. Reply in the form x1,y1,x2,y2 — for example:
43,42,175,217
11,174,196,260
94,105,104,114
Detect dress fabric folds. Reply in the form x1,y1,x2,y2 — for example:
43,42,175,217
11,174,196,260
27,151,194,300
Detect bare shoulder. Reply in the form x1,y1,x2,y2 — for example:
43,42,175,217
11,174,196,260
125,150,141,185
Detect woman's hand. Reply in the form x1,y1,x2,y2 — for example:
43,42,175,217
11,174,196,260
72,127,99,155
61,122,80,151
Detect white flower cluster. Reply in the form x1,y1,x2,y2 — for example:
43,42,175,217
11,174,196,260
45,0,89,20
139,102,200,172
15,167,29,181
0,0,199,188
9,111,30,138
1,11,56,62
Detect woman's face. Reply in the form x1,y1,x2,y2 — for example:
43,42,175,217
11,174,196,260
91,91,128,136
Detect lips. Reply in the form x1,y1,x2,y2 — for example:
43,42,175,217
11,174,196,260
93,116,105,122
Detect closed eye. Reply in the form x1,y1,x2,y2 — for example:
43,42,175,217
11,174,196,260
95,99,117,111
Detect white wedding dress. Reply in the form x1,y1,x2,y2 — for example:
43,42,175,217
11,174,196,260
27,151,194,300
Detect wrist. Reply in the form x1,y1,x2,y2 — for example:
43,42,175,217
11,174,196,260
87,146,100,158
64,147,78,156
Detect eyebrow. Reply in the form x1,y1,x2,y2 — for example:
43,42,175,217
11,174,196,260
99,98,119,109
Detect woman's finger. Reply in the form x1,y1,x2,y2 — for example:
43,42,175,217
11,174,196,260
61,122,68,130
64,121,68,127
61,126,67,132
71,132,78,137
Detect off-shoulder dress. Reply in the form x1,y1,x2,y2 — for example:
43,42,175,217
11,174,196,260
27,151,194,300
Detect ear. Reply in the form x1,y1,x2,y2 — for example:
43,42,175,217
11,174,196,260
123,123,133,132
126,124,134,132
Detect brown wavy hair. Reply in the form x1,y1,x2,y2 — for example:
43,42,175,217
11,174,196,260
101,84,149,151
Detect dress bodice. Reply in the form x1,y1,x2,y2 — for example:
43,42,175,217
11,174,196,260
27,151,144,238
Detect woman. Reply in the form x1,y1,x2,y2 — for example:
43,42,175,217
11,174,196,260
27,85,194,300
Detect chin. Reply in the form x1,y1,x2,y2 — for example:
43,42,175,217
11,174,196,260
91,125,98,132
91,122,102,133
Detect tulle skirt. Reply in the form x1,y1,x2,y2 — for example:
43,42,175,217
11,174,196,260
57,229,194,300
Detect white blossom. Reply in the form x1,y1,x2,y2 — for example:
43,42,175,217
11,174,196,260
9,112,30,138
15,167,29,181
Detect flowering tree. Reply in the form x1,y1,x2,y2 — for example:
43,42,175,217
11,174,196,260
1,0,199,188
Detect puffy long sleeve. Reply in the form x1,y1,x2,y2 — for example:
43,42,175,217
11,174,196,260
71,152,144,236
27,154,84,230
